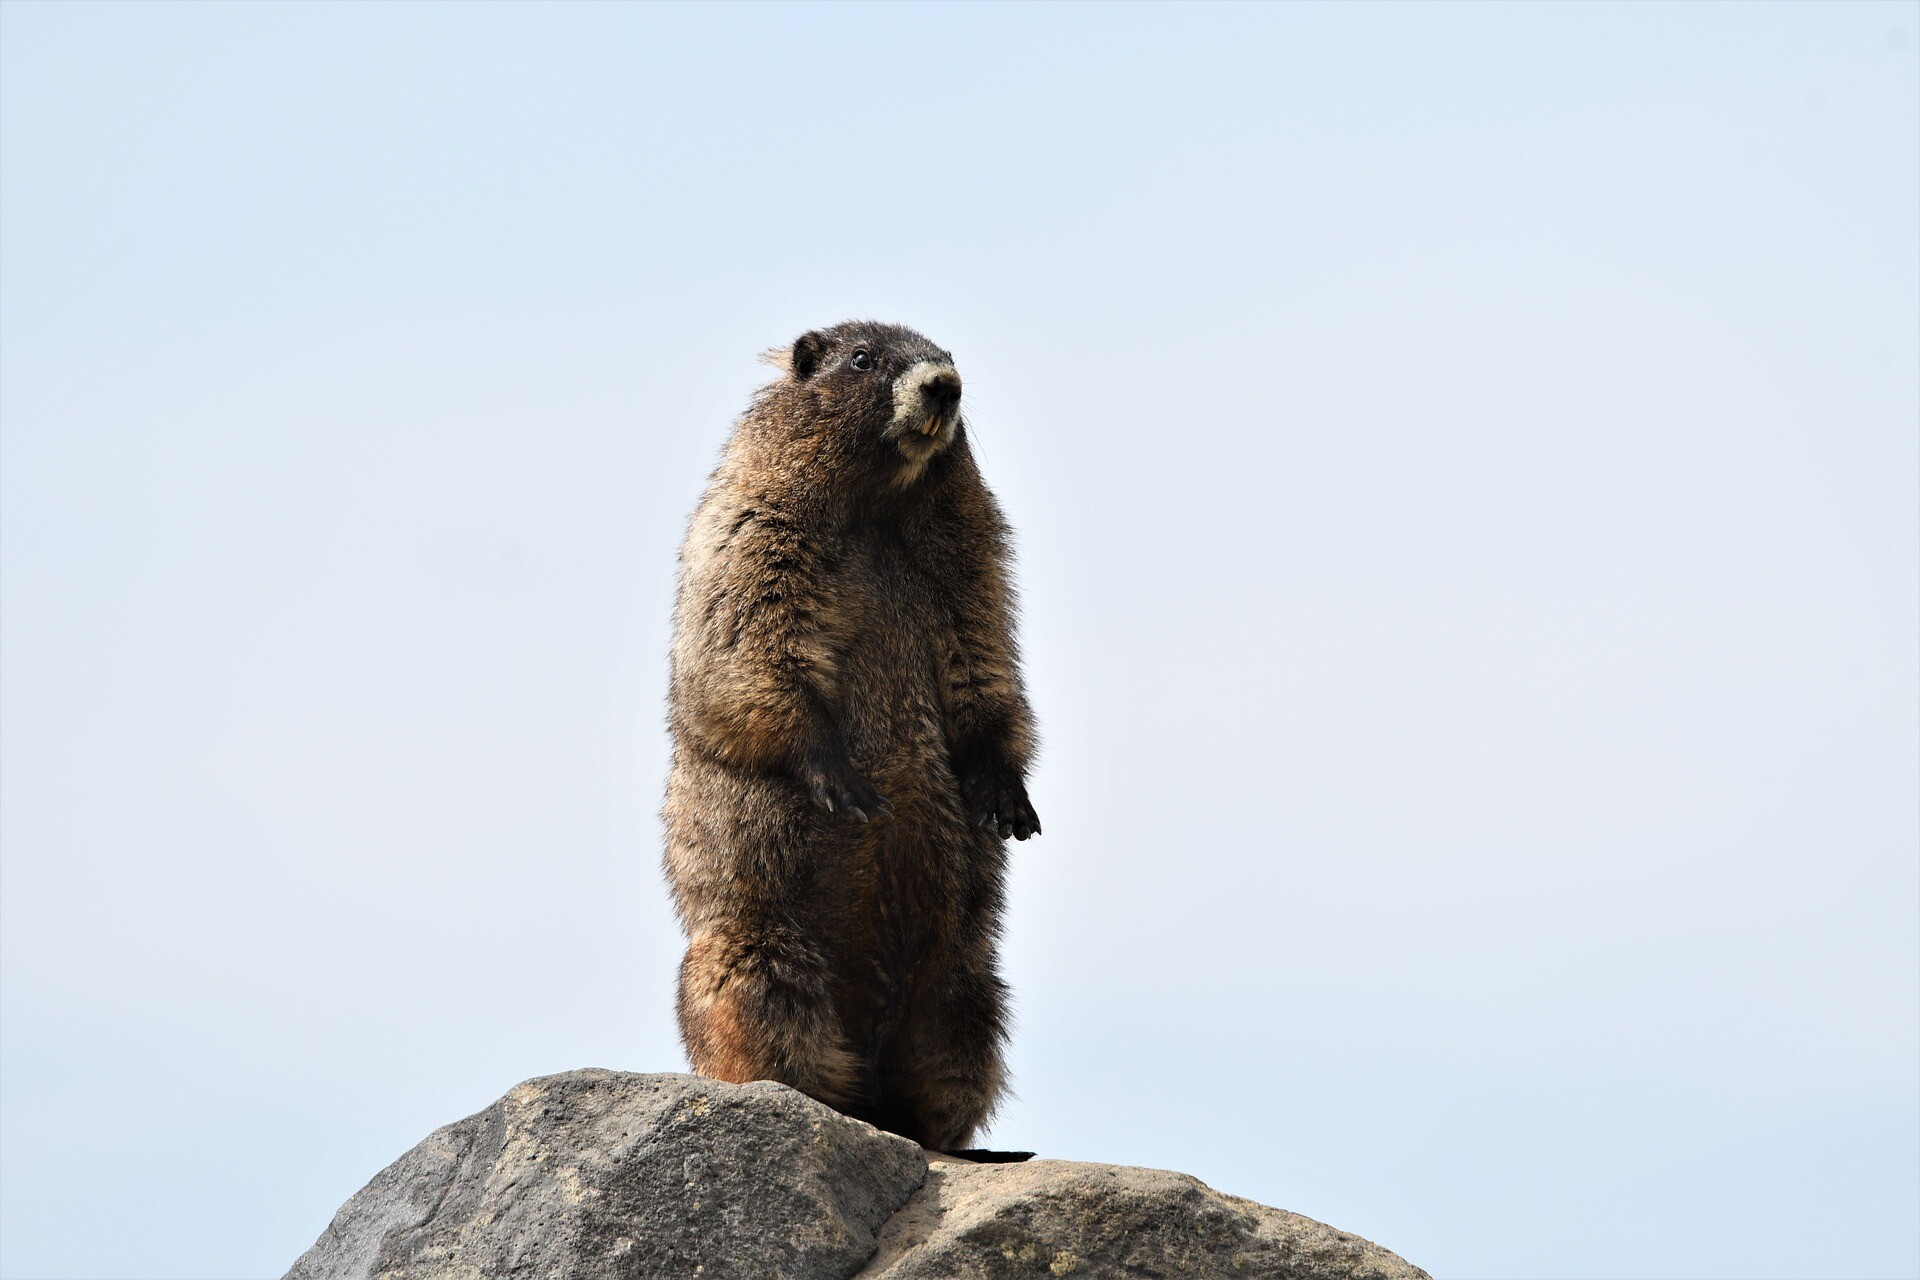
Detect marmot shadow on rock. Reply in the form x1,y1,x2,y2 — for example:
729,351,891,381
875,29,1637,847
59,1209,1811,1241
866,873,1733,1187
663,321,1039,1153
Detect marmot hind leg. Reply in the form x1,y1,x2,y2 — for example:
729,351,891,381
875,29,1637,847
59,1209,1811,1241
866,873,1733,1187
876,966,1011,1151
676,925,861,1109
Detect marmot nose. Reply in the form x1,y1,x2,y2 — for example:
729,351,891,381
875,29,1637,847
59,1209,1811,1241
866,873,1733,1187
921,370,962,413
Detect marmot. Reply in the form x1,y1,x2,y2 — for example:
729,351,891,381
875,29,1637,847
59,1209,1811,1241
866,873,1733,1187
662,321,1039,1152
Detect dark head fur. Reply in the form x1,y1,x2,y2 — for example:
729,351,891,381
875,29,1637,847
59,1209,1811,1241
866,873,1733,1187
751,321,969,506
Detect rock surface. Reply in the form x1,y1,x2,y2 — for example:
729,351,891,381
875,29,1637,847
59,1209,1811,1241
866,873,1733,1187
285,1070,926,1280
859,1157,1426,1279
287,1070,1429,1280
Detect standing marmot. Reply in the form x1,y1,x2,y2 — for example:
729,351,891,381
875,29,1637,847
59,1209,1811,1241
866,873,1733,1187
663,321,1039,1152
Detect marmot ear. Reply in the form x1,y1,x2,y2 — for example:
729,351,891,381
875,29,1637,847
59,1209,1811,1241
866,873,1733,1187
789,331,828,381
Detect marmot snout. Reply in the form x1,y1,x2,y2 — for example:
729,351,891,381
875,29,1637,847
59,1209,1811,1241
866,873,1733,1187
891,362,963,442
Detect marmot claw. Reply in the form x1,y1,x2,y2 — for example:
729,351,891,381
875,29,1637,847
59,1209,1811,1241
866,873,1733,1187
804,760,891,823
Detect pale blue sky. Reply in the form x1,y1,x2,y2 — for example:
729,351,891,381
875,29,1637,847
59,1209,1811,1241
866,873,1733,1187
2,3,1916,1277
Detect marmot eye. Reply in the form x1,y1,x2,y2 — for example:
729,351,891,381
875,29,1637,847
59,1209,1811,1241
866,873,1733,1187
850,350,872,371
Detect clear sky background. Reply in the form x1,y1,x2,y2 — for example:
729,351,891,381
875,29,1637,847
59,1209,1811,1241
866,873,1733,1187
2,3,1915,1278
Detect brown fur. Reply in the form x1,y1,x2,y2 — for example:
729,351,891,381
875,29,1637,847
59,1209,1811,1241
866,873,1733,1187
662,322,1038,1151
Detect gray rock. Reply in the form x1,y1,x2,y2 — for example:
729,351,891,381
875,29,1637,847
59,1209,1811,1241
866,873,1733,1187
286,1070,1429,1280
285,1069,928,1280
858,1158,1431,1280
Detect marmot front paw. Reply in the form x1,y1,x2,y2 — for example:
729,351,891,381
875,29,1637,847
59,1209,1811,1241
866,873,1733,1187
958,760,1040,841
800,753,893,823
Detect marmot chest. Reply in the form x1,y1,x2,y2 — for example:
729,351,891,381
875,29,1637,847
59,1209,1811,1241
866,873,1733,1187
831,534,953,746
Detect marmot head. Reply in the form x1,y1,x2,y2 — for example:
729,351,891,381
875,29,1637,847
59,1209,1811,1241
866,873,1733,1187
761,321,964,488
